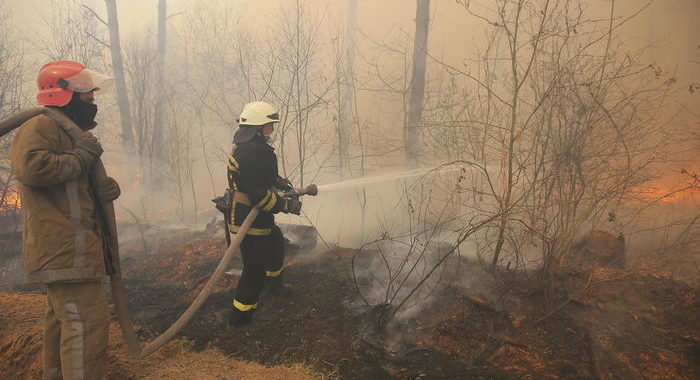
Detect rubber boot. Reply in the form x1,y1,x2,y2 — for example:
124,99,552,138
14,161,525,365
230,308,254,328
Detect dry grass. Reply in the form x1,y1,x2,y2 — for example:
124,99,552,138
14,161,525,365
0,292,317,380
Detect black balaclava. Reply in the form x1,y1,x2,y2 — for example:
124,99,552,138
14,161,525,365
62,92,98,130
233,125,265,144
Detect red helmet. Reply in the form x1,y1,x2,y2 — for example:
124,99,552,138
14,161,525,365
37,61,113,106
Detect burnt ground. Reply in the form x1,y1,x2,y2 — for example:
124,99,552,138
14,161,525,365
110,227,700,380
0,218,698,379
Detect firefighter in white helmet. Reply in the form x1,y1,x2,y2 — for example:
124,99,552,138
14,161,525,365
226,101,301,327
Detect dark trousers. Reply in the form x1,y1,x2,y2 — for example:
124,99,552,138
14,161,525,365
232,224,285,314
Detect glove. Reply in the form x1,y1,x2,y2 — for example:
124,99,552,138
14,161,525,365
212,196,227,213
275,176,293,191
212,189,234,214
284,197,302,215
98,176,121,202
74,132,103,170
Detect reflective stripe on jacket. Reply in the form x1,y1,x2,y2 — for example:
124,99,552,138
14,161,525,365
10,114,106,284
227,135,286,236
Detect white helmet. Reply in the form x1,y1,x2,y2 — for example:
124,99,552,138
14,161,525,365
237,101,280,126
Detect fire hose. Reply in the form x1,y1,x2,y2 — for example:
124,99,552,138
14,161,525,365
0,107,318,358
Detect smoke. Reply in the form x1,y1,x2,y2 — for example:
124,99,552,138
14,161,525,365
619,197,700,283
279,165,494,331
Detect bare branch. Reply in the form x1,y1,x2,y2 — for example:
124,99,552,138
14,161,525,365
81,4,108,26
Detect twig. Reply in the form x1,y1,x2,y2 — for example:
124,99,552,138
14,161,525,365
534,274,593,325
85,30,110,49
383,213,503,327
301,210,332,251
119,205,149,254
351,251,371,308
81,4,108,26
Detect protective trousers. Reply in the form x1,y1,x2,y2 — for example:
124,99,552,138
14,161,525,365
232,225,285,318
43,281,109,380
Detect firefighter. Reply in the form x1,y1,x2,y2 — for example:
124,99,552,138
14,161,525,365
227,100,301,327
9,61,120,380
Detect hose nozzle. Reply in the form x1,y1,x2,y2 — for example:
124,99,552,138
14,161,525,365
285,184,318,198
304,184,318,196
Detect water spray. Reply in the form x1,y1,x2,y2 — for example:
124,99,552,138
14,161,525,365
316,166,463,193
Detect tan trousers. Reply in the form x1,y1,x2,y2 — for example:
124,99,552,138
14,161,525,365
43,281,109,380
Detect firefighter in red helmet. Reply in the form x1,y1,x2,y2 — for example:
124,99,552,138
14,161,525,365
10,60,119,380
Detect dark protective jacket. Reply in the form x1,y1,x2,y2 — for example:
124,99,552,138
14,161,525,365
9,114,106,284
227,135,286,236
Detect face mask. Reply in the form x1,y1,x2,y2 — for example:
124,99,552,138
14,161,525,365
264,129,277,144
262,123,276,144
64,93,98,129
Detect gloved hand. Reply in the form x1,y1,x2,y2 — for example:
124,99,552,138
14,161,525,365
98,176,121,202
212,189,234,214
284,197,302,215
275,176,293,191
212,196,227,213
74,132,103,170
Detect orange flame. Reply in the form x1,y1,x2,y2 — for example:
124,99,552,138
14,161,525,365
628,185,700,204
0,188,21,212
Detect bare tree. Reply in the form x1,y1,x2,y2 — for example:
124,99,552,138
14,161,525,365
103,0,135,156
405,0,430,167
122,34,157,158
337,0,357,180
428,0,679,306
343,0,684,323
238,0,334,187
0,4,27,188
42,0,105,69
151,0,167,178
0,4,27,288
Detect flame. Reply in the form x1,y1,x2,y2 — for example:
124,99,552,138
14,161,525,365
0,188,21,212
628,185,700,204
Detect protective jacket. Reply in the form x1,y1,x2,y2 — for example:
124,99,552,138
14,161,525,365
9,114,106,284
227,135,286,235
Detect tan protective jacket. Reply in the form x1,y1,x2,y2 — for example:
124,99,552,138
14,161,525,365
9,114,106,284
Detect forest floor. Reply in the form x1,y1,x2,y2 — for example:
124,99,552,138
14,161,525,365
1,223,698,379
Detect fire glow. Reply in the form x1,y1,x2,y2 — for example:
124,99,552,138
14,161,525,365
628,185,700,204
0,189,21,212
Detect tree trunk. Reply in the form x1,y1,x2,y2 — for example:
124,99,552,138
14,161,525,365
152,0,167,182
104,0,133,155
405,0,429,168
338,0,357,180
